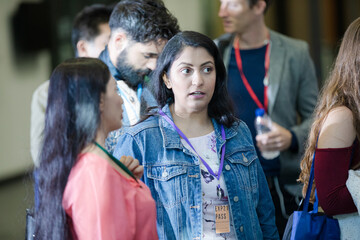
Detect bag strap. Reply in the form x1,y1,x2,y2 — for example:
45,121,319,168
303,146,317,213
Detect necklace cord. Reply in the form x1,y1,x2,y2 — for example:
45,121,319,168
95,142,139,183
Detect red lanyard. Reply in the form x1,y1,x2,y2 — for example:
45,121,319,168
233,35,270,112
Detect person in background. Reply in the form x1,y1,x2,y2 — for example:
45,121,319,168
71,4,112,58
99,0,180,153
30,3,112,167
299,17,360,240
215,0,318,235
114,31,278,240
35,58,158,240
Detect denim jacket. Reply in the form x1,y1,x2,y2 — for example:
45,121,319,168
113,105,279,240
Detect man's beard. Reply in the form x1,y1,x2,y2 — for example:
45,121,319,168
115,49,151,90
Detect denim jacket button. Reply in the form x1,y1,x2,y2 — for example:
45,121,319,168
225,164,231,171
233,196,239,202
242,153,248,162
240,226,244,232
162,171,168,178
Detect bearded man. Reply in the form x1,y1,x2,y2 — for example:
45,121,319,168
99,0,180,152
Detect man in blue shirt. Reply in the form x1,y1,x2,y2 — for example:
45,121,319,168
215,0,318,236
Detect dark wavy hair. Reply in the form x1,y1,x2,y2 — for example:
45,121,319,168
71,4,113,56
109,0,180,43
35,58,110,239
151,31,237,128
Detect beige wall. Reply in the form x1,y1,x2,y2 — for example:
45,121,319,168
0,0,51,180
163,0,204,33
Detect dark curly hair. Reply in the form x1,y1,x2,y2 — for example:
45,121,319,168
109,0,180,43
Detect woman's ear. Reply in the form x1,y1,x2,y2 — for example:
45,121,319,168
163,73,172,89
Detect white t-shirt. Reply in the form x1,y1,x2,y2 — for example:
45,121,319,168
116,80,140,125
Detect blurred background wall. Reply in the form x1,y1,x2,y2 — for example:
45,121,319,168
0,0,51,180
2,0,360,181
0,0,359,238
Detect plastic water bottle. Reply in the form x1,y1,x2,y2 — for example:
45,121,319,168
254,108,280,160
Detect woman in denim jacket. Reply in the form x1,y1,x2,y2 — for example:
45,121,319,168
113,31,278,240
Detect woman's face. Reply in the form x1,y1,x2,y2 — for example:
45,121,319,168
164,46,216,115
101,77,124,132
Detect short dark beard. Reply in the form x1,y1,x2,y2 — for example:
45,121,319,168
115,48,151,90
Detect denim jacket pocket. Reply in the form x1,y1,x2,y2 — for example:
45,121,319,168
225,148,259,192
147,165,188,208
226,148,257,166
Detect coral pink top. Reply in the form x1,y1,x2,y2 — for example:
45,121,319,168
62,153,158,240
315,141,360,216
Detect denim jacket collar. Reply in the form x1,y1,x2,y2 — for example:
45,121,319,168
158,104,238,157
99,46,123,81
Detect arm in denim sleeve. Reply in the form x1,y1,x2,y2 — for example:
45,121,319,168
255,159,280,239
239,121,279,239
113,132,144,165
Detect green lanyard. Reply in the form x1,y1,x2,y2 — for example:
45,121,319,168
95,142,138,183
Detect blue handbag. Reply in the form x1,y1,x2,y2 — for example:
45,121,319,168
289,148,340,240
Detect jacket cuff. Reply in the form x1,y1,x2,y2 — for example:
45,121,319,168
289,130,299,153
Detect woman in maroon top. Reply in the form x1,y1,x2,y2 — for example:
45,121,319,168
299,17,360,238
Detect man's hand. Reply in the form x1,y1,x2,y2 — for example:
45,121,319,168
119,156,144,179
255,122,292,152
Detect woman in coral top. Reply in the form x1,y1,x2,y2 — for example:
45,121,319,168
299,17,360,239
35,58,158,240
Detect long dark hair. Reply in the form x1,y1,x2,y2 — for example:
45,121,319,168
35,58,110,239
151,31,236,127
299,17,360,200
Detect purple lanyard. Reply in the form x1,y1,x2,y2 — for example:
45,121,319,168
158,109,226,185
